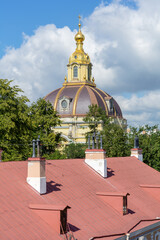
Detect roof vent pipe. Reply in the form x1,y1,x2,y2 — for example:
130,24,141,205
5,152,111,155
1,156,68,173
134,136,139,148
131,136,143,162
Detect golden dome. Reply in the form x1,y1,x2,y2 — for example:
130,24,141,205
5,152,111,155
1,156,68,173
69,16,90,65
75,23,85,43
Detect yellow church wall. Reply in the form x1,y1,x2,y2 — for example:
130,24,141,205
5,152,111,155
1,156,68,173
54,116,107,144
54,116,127,144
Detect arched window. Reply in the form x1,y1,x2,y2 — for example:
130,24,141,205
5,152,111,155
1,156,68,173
73,66,78,78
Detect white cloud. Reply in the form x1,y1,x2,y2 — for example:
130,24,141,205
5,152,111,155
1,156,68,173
0,24,74,101
0,0,160,126
115,91,160,126
84,0,160,94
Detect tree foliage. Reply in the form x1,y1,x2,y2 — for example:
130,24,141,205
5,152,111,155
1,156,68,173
128,125,160,171
102,122,129,157
30,98,61,156
0,79,31,161
83,104,107,134
0,79,61,161
63,143,87,159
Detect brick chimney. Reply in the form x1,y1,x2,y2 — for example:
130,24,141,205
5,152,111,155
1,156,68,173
131,136,143,162
26,139,46,194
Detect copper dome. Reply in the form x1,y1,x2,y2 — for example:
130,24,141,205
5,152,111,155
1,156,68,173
45,84,122,118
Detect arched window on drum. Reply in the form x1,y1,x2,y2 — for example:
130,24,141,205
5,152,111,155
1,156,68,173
73,66,78,78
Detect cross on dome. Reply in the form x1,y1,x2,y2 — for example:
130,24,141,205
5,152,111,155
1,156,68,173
75,15,85,44
78,15,81,30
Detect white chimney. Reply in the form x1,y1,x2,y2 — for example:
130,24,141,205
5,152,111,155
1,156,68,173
85,149,107,178
27,157,46,194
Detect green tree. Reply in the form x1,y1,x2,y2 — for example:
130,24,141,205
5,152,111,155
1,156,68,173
102,122,129,157
0,79,31,161
63,143,87,159
29,98,61,156
128,125,160,171
0,79,62,161
83,104,107,134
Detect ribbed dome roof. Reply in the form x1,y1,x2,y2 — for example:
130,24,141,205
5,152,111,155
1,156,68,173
45,84,122,118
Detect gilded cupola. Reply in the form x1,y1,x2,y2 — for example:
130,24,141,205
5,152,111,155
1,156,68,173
69,16,91,65
66,16,93,85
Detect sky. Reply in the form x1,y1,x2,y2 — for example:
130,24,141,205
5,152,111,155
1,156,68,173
0,0,160,127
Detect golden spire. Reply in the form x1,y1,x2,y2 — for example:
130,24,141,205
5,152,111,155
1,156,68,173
75,15,85,49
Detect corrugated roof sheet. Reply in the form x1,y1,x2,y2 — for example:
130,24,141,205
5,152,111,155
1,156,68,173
0,156,160,239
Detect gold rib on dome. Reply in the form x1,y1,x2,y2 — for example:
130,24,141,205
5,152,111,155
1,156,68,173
72,85,84,115
91,87,109,115
54,87,65,110
69,16,90,65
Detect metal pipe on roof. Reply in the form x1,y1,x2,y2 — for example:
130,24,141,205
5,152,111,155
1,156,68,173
37,138,40,158
92,133,95,149
100,135,103,149
96,134,99,149
88,135,91,149
134,136,139,148
32,139,36,158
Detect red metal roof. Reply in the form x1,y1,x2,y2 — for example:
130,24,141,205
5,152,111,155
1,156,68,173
0,156,160,239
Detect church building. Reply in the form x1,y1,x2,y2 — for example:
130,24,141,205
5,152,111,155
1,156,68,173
45,18,127,143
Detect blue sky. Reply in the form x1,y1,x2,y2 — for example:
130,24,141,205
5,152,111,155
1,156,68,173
0,0,102,57
0,0,160,127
